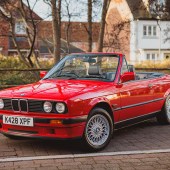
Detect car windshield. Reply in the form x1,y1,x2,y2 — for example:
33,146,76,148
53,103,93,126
43,54,119,82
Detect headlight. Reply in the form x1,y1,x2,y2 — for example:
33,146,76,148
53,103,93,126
43,101,52,113
0,99,4,109
56,103,65,113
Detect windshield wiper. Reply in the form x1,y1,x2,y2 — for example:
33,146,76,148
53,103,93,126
56,74,77,79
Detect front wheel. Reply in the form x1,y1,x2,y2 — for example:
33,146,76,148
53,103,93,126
83,108,113,151
156,95,170,125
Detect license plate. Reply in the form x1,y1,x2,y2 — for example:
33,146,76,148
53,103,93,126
3,115,34,127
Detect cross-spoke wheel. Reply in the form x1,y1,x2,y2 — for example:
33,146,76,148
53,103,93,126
83,108,113,151
157,95,170,125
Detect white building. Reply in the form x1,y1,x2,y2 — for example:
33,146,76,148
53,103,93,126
131,19,170,63
106,0,170,63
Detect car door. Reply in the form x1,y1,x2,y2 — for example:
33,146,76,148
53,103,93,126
147,75,170,113
118,57,154,122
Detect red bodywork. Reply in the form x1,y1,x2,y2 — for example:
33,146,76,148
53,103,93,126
0,53,170,139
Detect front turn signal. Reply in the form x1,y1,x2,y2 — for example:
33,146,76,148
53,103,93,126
50,120,62,125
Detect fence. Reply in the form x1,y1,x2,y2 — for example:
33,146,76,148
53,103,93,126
0,68,170,89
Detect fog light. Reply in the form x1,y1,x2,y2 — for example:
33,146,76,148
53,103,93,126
50,120,62,125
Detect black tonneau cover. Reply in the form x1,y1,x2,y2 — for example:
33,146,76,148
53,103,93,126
136,72,165,80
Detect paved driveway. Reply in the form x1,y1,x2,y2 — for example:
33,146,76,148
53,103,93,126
1,118,170,158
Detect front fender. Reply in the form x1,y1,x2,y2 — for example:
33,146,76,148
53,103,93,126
83,97,113,116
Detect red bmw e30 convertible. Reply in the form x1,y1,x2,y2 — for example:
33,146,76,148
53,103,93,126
0,53,170,151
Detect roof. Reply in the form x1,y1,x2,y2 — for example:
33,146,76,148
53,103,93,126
8,36,84,53
22,4,42,20
126,0,170,20
60,39,84,53
15,2,42,21
126,0,149,19
0,0,42,21
39,38,84,54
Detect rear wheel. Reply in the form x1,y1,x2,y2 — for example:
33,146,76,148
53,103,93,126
156,95,170,125
83,108,113,151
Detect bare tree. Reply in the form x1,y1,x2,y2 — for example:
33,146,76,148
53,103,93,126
148,0,170,43
166,0,170,14
62,0,72,53
44,0,61,64
81,0,102,52
19,0,41,68
104,20,130,54
97,0,111,52
87,0,92,52
0,0,40,68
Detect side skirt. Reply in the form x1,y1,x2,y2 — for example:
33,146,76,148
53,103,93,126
114,111,160,130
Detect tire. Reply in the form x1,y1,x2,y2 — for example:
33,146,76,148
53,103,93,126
156,95,170,125
83,108,114,151
3,134,26,140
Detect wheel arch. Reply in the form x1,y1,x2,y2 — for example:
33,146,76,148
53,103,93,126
90,102,114,124
164,89,170,98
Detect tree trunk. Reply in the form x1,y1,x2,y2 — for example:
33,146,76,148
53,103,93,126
64,0,72,54
97,0,111,52
166,0,170,14
51,0,61,64
65,22,71,54
18,0,40,68
88,0,92,52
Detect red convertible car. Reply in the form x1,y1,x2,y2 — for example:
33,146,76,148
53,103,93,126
0,53,170,151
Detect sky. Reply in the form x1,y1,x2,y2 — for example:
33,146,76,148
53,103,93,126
27,0,102,22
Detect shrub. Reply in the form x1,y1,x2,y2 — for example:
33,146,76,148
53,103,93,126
134,59,170,74
135,59,170,68
0,55,53,88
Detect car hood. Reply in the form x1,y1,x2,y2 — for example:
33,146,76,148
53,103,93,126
0,79,113,101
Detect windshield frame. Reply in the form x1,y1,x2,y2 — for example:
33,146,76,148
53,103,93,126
43,54,120,82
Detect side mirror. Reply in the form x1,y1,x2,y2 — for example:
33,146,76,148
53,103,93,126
120,72,135,83
40,71,47,79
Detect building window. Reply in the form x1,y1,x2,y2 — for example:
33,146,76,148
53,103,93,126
152,54,155,60
146,54,150,60
153,26,157,36
15,21,26,35
146,53,158,60
143,25,157,37
143,26,147,36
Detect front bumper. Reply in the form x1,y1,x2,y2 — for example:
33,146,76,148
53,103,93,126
0,114,87,139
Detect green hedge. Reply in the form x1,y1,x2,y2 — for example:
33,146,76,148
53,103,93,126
0,55,169,89
0,55,53,88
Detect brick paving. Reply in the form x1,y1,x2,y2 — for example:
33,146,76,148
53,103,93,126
1,118,170,169
1,152,170,170
1,118,170,158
